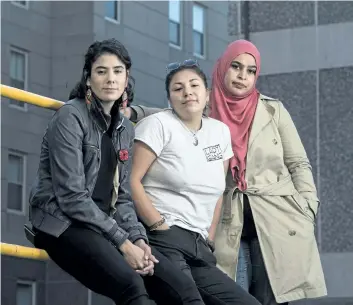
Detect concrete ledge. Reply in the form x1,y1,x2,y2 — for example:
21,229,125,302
251,22,353,75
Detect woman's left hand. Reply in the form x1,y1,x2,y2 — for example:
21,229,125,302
206,238,215,253
134,239,159,276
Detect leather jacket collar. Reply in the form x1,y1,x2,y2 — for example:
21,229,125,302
87,92,122,132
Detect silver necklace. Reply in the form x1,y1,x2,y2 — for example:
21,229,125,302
172,110,200,146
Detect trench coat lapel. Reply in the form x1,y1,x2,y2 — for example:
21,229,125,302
248,96,275,150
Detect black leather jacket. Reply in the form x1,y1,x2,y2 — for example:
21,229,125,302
28,97,147,248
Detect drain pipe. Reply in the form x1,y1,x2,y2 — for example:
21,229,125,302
243,0,250,40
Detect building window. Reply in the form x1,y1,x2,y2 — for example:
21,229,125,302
105,1,120,23
7,151,26,213
11,1,29,9
10,48,28,110
169,0,181,47
193,3,205,57
16,281,36,305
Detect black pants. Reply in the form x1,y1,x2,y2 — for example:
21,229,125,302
34,225,204,305
147,226,261,305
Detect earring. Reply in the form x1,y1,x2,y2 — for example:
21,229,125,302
86,87,92,102
122,90,128,103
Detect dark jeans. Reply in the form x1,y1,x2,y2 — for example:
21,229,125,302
34,224,204,305
237,238,288,305
147,226,260,305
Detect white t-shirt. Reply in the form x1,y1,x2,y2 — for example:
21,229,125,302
134,110,233,238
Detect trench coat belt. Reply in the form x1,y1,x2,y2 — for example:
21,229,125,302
222,175,295,224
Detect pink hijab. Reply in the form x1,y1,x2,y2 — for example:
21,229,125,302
210,40,261,191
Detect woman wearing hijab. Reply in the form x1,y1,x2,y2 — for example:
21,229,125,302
123,40,327,305
210,40,327,305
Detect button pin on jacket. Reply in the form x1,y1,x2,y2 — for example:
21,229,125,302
273,139,278,145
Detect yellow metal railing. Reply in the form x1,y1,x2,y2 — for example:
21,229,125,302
1,84,64,110
1,84,62,260
1,243,49,260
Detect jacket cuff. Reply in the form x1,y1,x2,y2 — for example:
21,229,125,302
108,224,129,249
128,228,148,244
130,106,145,123
306,199,319,217
301,194,320,216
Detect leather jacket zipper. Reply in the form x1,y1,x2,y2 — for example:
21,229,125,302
112,117,124,156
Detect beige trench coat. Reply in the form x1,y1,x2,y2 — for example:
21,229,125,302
214,94,327,303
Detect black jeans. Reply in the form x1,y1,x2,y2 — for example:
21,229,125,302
34,224,204,305
147,226,261,305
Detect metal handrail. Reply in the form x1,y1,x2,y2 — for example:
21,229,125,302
1,243,49,260
1,84,64,110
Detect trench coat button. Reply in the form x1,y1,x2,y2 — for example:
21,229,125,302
273,139,278,145
288,230,296,236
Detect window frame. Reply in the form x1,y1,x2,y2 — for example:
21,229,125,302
104,0,121,24
9,47,28,111
11,1,29,10
192,2,206,58
16,280,36,305
169,0,183,50
7,150,27,215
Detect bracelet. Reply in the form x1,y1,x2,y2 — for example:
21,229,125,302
149,217,165,231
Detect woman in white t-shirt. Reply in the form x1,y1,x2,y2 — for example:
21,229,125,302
131,60,260,305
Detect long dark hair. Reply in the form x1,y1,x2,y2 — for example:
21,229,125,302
69,38,135,106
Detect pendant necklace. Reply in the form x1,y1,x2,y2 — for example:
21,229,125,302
172,110,200,146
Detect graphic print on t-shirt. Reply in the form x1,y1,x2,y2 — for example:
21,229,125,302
203,144,223,162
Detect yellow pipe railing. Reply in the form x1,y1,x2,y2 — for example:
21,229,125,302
0,84,64,110
1,243,49,260
1,84,59,260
